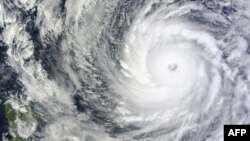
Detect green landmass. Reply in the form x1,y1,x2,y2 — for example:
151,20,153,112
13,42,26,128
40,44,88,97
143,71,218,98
3,100,39,141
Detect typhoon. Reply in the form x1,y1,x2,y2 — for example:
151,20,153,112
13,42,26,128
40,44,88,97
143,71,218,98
1,0,250,141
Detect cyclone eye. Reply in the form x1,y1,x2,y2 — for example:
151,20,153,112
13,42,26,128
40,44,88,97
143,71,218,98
168,63,177,71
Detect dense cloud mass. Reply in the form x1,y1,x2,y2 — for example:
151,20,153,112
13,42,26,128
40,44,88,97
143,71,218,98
1,0,250,141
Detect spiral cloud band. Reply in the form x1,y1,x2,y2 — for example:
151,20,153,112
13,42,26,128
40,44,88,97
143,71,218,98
119,17,224,111
1,0,250,141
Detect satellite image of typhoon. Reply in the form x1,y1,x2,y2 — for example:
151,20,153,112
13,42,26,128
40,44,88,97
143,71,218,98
1,0,250,141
